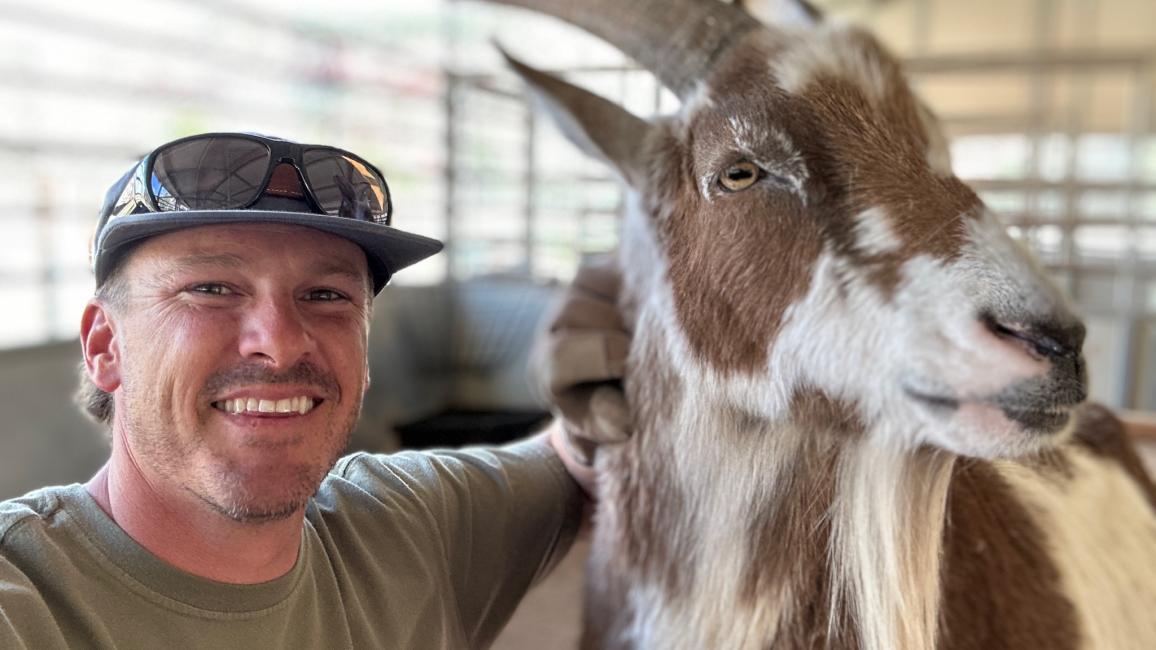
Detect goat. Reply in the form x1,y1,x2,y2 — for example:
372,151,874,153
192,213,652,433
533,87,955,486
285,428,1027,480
483,0,1156,648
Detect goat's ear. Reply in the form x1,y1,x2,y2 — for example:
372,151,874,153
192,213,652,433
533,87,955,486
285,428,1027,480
743,0,824,28
500,48,651,189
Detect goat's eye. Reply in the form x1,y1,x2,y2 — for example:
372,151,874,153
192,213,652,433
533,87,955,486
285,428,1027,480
719,161,762,192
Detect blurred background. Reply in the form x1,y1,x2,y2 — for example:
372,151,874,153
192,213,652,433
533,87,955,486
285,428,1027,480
1,0,1155,642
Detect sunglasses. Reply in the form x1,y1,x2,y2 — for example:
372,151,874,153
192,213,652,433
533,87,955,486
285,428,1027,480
110,133,393,225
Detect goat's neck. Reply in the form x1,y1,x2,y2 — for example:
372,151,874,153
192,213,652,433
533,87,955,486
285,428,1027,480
615,324,956,650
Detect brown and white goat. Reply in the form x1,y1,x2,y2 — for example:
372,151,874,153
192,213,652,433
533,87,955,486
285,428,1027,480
487,0,1156,648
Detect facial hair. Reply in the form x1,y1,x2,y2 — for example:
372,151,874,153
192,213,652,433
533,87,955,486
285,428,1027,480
120,358,362,524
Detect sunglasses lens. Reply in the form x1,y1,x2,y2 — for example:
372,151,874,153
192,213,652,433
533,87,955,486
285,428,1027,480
302,149,390,223
151,137,272,211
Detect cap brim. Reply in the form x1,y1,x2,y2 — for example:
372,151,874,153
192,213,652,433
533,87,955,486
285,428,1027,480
95,210,443,294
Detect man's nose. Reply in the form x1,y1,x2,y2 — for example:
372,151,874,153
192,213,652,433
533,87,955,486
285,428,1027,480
239,295,315,368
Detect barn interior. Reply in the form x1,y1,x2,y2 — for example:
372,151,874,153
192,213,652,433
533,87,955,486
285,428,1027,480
1,0,1155,646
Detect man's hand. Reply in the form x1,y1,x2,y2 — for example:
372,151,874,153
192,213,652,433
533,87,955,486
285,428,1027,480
536,258,632,495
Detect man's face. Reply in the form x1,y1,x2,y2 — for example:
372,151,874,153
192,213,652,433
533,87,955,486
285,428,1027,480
101,223,372,522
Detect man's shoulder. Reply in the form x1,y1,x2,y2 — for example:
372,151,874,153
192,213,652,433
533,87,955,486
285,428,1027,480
324,441,560,491
319,451,445,503
317,440,570,517
0,485,75,547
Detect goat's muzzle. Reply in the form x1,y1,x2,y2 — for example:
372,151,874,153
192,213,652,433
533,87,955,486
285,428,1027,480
974,310,1088,436
982,313,1086,364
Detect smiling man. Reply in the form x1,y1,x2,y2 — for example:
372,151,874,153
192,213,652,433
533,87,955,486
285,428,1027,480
0,133,622,648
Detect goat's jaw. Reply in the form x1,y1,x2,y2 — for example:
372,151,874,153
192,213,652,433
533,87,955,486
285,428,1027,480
900,340,1086,458
908,391,1080,459
892,336,1085,458
897,372,1077,453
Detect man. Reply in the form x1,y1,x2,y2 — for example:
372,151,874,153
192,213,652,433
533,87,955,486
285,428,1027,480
0,133,628,648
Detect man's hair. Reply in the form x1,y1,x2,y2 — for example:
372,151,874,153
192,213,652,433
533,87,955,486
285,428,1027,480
75,265,130,431
76,363,114,429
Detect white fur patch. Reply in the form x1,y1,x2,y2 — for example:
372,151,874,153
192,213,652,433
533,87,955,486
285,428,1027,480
831,440,955,650
770,24,888,102
852,207,902,255
955,210,1073,322
996,451,1156,649
727,115,766,154
677,80,715,125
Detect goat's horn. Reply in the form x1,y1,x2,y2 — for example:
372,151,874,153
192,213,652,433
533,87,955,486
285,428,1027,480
483,0,760,99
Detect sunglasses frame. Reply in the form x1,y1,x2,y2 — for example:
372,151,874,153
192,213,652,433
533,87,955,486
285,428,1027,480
116,132,393,226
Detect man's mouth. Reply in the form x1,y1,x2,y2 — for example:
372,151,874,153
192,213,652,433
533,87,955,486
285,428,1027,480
211,397,319,416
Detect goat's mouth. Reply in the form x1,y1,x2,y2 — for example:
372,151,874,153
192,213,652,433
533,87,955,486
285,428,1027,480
904,387,960,413
995,405,1073,434
904,385,1076,436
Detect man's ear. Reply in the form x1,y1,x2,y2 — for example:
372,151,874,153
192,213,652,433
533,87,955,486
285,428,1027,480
81,301,122,392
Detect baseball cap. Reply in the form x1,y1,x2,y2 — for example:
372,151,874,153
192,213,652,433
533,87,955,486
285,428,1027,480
92,132,443,294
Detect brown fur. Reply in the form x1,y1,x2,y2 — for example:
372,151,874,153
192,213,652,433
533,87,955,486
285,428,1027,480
496,3,1155,648
590,330,691,627
655,79,827,376
597,32,1141,650
797,37,981,295
939,459,1081,650
789,388,867,438
656,34,981,375
741,390,867,649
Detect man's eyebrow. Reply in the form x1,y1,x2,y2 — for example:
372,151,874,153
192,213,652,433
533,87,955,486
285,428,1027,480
168,253,247,270
312,260,371,291
149,253,368,291
145,253,247,288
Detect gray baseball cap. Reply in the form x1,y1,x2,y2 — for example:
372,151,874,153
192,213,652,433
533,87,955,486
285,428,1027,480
92,133,443,294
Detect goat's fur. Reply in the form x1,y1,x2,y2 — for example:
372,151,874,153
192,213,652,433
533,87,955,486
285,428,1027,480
490,0,1156,647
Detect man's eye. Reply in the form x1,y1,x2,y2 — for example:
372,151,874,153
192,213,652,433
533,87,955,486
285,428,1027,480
189,284,234,296
307,289,347,302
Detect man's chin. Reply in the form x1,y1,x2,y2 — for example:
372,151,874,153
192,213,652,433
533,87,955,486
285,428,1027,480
215,500,304,524
196,462,327,523
195,487,311,524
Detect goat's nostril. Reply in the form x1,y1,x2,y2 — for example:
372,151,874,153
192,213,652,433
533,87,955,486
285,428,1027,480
1026,333,1068,358
982,315,1084,360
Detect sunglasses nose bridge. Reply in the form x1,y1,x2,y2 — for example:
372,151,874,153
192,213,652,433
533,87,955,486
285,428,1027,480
265,162,307,199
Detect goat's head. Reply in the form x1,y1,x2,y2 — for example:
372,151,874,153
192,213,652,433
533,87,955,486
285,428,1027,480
494,0,1086,458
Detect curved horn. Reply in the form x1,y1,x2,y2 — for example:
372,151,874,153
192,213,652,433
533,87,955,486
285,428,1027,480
484,0,760,99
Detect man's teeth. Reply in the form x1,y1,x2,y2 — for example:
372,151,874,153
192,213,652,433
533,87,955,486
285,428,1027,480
216,397,315,415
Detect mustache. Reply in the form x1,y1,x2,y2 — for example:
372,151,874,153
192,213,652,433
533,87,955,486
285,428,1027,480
201,361,341,400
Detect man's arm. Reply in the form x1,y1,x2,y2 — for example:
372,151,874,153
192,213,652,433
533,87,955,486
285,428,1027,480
333,438,582,648
545,418,599,496
0,554,67,649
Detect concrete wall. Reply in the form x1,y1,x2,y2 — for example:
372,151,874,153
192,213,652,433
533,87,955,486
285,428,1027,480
0,341,108,500
351,279,559,452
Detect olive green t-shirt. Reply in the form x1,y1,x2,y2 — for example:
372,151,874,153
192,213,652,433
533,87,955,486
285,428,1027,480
0,440,581,649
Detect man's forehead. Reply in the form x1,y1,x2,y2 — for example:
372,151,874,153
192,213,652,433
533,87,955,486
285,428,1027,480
127,224,371,281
